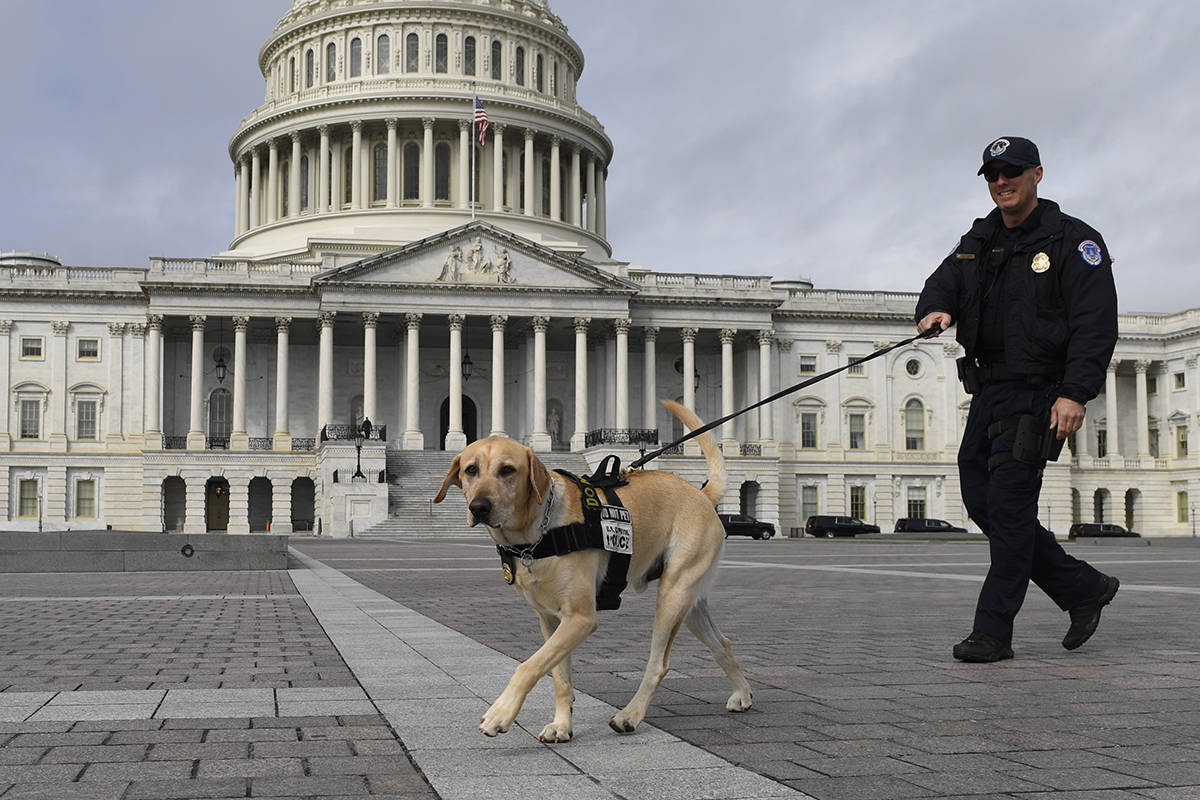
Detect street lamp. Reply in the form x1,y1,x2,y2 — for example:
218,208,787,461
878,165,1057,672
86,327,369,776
352,417,371,480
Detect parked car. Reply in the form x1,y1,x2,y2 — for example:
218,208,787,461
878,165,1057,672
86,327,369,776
718,513,775,539
893,517,968,533
1068,522,1141,540
804,515,880,538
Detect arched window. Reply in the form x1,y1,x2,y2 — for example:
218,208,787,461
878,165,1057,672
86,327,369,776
406,33,419,72
435,143,451,201
288,56,296,92
403,142,420,200
326,42,336,82
435,33,448,73
540,156,550,215
515,46,525,85
343,146,353,205
550,59,557,97
464,36,476,76
377,34,390,74
350,38,362,77
490,40,502,80
300,155,309,211
536,53,544,92
305,49,314,87
904,398,925,451
373,143,388,202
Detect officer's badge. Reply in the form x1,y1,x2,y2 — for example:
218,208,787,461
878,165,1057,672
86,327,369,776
1031,252,1050,273
989,138,1011,157
1078,240,1103,266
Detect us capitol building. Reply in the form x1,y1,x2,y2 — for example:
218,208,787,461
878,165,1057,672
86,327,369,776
3,0,1198,538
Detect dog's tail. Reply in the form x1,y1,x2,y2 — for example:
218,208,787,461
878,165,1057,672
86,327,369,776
662,400,726,507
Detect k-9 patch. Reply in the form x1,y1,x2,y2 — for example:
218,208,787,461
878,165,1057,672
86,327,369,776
1078,240,1103,266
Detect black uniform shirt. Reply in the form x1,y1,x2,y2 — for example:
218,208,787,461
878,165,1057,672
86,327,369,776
976,202,1046,364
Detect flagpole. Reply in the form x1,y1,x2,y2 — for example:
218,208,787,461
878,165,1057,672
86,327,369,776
470,84,476,220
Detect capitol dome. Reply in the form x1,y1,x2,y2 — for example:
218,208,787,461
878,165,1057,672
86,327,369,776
226,0,611,262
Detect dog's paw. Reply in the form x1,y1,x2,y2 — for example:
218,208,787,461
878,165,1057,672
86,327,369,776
479,703,515,737
538,722,573,743
607,711,640,734
725,689,753,712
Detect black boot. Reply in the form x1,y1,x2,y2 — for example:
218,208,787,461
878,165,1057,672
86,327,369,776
953,631,1014,663
1063,574,1119,651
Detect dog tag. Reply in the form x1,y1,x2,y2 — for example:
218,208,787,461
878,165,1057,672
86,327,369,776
599,505,633,555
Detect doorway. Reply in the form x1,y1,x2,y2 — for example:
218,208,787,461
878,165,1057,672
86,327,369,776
205,477,230,531
439,396,478,449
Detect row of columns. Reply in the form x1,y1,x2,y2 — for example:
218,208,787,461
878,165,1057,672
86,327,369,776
147,313,775,452
234,120,608,239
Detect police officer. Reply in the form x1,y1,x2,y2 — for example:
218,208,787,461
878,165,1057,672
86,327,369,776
916,136,1120,662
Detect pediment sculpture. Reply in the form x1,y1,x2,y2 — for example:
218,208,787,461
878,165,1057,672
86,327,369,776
437,236,516,284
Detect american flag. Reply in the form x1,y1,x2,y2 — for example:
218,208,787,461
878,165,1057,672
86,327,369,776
474,97,489,147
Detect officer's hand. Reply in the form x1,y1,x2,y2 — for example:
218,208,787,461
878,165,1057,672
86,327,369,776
918,312,952,338
1049,397,1086,441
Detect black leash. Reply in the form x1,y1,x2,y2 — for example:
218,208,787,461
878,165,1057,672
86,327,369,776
628,327,941,471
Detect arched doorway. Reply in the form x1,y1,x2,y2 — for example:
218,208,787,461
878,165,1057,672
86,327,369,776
1093,488,1110,524
206,477,230,531
1125,488,1141,532
248,477,272,532
162,477,186,532
439,396,478,449
739,481,760,516
291,477,316,532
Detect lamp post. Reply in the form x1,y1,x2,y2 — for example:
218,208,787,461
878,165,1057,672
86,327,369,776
1192,503,1196,538
352,417,371,480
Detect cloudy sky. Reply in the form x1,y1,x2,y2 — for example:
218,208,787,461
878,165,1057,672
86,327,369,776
2,1,1197,312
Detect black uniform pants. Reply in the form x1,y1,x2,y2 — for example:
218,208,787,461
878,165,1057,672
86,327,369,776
958,380,1101,642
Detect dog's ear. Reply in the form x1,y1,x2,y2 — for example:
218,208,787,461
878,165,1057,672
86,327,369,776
433,453,462,503
527,447,551,506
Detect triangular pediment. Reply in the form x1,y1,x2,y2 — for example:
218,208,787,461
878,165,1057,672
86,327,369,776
314,221,636,293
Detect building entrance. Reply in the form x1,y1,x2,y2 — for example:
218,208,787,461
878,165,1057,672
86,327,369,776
206,477,230,531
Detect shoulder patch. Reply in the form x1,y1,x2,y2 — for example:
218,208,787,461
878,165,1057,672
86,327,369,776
1078,240,1103,266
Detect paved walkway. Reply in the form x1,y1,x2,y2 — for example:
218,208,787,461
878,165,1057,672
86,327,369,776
2,534,1198,799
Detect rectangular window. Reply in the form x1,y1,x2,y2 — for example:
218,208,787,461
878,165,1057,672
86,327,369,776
75,479,96,518
847,356,864,375
907,486,927,518
1147,376,1158,395
1178,426,1189,458
20,399,39,439
1175,372,1186,390
76,399,98,440
801,485,818,521
798,355,816,374
1150,428,1160,459
1178,491,1190,524
21,337,43,358
849,486,866,520
18,479,38,517
800,412,818,449
848,413,865,450
1097,429,1107,458
77,338,99,360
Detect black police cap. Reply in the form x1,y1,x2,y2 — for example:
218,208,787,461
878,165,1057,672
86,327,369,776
977,136,1041,175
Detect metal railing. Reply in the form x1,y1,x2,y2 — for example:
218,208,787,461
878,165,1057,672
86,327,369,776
206,436,230,450
163,436,187,450
584,428,658,448
249,437,274,451
740,443,762,456
320,424,387,442
291,438,316,451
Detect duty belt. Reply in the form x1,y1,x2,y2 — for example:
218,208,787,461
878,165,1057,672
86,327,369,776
956,357,1060,394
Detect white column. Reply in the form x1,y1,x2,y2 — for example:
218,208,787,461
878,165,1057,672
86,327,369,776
235,160,246,236
274,317,291,450
758,330,774,441
0,322,9,447
643,326,659,434
144,315,163,448
585,152,597,232
362,312,379,426
457,120,470,210
1135,360,1150,458
523,128,536,217
48,321,68,448
350,121,363,210
1105,361,1120,460
404,313,424,449
531,315,551,451
230,315,249,449
421,117,434,209
267,139,279,223
682,327,698,412
250,148,261,228
549,136,562,221
318,125,331,213
490,314,507,436
289,132,302,218
614,318,630,430
318,312,335,433
187,315,206,449
569,145,581,226
597,163,607,239
571,317,589,451
386,119,399,208
446,314,466,450
492,123,506,210
104,322,124,443
720,328,737,451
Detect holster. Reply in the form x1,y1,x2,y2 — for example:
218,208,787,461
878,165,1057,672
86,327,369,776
987,409,1066,471
956,357,981,395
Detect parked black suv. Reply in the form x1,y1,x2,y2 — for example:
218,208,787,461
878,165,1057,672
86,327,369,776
893,517,968,533
1068,522,1141,539
718,513,775,539
804,515,880,538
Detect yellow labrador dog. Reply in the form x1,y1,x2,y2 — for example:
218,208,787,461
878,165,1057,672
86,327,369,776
434,400,752,742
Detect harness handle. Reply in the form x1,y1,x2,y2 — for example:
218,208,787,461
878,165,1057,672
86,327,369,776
629,328,940,470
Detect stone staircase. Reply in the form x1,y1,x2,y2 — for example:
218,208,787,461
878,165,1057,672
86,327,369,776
356,448,591,537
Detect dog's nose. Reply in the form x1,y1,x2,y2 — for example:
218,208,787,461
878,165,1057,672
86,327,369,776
469,497,493,524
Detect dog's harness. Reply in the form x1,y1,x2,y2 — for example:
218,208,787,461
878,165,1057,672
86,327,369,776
496,455,637,611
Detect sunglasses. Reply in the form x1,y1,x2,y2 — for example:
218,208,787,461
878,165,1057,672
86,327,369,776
983,164,1027,182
